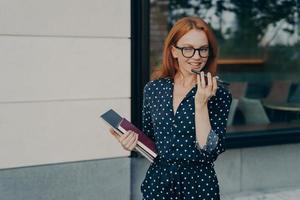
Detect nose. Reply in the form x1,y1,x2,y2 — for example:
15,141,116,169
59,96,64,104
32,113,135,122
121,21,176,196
191,49,201,59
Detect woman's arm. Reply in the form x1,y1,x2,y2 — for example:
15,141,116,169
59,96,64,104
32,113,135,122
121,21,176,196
195,103,211,148
195,88,232,162
194,71,217,148
194,72,232,162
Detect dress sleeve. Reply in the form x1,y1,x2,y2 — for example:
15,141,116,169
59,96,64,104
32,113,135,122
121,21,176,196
195,129,219,153
142,83,155,142
195,87,232,162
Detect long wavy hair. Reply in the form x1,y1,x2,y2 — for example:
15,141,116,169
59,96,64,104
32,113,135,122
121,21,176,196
151,16,218,80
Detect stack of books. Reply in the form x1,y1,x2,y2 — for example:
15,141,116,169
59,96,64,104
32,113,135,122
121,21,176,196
100,109,157,162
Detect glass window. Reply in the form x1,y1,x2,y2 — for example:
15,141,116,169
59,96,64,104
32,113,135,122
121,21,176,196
150,0,300,135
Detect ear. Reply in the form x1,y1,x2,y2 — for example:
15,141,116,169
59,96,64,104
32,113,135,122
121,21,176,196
171,46,179,58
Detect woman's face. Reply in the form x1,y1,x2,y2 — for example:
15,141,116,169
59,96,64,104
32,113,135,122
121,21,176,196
172,29,209,75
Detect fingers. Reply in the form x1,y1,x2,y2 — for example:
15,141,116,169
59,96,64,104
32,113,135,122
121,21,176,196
119,131,138,151
123,132,135,147
109,128,120,140
200,71,206,88
212,76,218,96
207,72,213,91
196,72,218,101
109,128,138,151
119,130,132,142
128,134,139,151
196,72,201,88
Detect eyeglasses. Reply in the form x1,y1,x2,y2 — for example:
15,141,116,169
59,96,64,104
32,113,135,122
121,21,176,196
174,46,209,58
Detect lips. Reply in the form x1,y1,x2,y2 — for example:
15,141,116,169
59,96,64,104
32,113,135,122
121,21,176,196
188,62,201,65
188,62,202,68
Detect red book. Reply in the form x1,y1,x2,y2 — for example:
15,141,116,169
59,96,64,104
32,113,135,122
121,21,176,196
100,109,157,162
118,118,157,158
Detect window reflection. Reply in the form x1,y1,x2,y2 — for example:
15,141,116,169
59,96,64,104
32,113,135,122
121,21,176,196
150,0,300,133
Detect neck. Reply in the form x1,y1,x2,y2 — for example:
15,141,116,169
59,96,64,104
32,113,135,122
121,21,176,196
174,70,197,88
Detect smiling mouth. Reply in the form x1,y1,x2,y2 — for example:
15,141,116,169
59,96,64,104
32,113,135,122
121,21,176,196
188,62,202,68
189,62,201,65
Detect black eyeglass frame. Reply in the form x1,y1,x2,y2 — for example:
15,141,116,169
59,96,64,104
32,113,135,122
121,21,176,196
174,45,210,58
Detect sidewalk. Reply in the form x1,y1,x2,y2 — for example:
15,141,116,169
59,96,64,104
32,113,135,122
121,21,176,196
222,187,300,200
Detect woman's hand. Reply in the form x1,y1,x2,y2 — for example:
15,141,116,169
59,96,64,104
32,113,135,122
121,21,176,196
195,71,217,106
109,128,139,151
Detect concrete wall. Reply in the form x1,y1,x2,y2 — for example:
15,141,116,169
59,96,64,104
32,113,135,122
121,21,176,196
225,143,300,192
0,158,130,200
0,0,131,199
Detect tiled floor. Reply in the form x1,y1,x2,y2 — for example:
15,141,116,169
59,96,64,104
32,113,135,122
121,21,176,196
222,187,300,200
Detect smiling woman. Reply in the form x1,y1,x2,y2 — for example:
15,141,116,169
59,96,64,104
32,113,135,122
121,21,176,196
152,16,218,80
137,16,232,200
108,13,231,199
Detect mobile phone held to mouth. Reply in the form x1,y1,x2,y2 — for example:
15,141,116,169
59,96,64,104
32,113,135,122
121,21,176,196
191,69,230,86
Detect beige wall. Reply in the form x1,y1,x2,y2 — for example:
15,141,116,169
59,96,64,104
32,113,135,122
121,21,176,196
0,0,131,169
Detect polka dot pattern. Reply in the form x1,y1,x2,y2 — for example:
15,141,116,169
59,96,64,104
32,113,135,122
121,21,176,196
141,77,232,199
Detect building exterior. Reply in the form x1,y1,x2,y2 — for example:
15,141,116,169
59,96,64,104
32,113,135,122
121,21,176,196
0,1,299,200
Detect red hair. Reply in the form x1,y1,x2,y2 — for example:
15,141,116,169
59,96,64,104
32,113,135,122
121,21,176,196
151,16,218,80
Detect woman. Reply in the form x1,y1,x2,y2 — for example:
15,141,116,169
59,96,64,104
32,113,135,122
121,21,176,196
110,16,232,200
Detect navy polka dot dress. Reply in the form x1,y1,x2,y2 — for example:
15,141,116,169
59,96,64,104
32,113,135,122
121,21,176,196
140,77,232,200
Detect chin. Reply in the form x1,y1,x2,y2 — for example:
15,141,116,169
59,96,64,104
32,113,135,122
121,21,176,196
190,65,204,72
181,64,205,74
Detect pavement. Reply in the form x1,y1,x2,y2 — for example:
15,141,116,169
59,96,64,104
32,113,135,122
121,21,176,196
222,187,300,200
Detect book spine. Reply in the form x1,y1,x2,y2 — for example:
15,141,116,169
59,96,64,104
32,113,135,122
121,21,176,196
135,146,154,163
137,141,157,158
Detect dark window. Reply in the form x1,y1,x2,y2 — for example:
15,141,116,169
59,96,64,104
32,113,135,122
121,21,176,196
147,0,300,148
